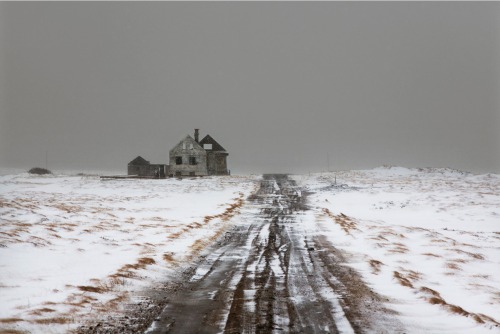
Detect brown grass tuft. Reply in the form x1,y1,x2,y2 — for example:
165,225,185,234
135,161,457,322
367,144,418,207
428,297,446,305
393,271,413,288
77,285,104,293
137,257,155,266
163,253,176,263
322,209,358,234
445,262,461,271
422,253,440,257
421,290,500,326
32,317,72,324
447,304,469,316
111,256,157,278
0,329,28,334
419,286,441,298
368,259,384,274
28,308,56,316
0,319,23,324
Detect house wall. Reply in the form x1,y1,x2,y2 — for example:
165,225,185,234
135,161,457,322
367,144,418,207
128,164,150,176
206,152,229,175
169,136,208,177
128,164,167,178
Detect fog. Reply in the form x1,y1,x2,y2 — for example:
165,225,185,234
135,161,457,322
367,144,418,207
1,2,499,174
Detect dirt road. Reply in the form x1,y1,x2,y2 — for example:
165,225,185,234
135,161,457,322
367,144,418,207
145,174,400,333
78,174,401,334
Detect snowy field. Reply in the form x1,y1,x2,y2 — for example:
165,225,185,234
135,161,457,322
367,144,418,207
293,166,500,333
1,167,499,333
0,172,257,333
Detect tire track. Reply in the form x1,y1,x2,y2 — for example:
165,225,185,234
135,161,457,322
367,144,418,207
148,174,402,333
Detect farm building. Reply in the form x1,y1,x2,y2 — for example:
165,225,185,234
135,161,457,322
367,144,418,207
169,129,229,177
127,129,229,178
127,156,168,178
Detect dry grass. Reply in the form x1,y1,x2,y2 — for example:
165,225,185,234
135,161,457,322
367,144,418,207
430,238,447,244
445,262,462,271
368,259,384,274
415,286,500,326
63,295,98,307
53,203,82,213
0,319,23,324
169,195,245,241
121,257,156,271
322,209,358,234
447,248,485,260
393,271,414,288
77,275,128,295
163,252,176,263
428,297,446,305
422,253,441,257
32,317,73,325
77,286,104,294
28,308,55,316
402,270,422,281
204,196,245,224
387,243,409,254
188,224,230,261
0,329,28,334
99,292,129,311
419,286,441,297
110,256,157,279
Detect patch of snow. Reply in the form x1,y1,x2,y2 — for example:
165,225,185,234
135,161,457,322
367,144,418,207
292,167,500,333
0,173,257,333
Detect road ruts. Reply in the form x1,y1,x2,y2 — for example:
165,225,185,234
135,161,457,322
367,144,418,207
148,174,399,334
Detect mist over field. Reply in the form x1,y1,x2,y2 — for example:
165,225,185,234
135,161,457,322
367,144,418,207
0,2,499,174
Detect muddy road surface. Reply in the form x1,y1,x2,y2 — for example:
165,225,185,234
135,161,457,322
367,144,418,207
144,174,400,334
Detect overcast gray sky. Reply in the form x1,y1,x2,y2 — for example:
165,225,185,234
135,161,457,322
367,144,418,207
0,2,499,174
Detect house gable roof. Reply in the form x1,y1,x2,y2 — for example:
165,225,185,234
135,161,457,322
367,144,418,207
169,135,206,154
199,135,226,152
129,156,150,165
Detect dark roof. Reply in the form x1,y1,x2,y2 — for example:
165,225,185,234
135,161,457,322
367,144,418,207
128,156,150,165
199,135,226,152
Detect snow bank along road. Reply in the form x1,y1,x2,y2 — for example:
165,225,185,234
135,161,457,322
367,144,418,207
145,174,400,334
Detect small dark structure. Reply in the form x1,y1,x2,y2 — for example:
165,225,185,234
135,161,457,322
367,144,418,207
127,156,168,178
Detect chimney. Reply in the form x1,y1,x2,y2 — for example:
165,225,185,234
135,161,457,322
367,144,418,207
194,129,199,143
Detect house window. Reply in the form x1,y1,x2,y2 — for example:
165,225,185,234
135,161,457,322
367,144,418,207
189,172,195,176
189,157,197,165
203,144,212,150
175,171,182,177
175,156,182,165
189,143,194,150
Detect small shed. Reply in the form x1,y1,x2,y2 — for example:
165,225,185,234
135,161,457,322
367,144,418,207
128,156,167,178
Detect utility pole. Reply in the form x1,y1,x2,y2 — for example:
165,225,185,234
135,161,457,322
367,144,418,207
327,152,330,172
45,151,48,170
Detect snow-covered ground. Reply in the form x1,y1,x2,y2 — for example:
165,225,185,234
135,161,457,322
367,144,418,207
1,167,499,333
0,173,257,333
293,166,500,333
